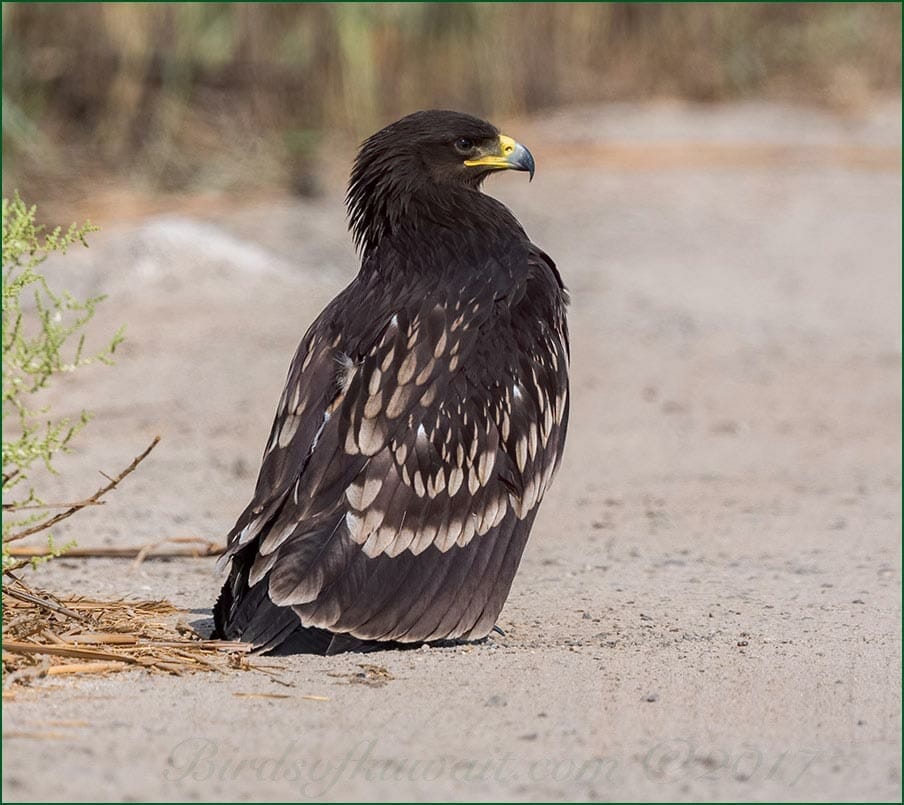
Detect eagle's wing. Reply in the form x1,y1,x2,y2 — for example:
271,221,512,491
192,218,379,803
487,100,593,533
217,249,569,648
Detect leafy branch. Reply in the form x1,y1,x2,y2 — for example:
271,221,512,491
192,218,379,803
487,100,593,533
1,193,129,570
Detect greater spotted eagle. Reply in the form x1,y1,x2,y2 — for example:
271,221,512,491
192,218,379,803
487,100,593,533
214,110,569,655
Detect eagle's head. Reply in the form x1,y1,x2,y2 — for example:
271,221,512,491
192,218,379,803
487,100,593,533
347,110,535,254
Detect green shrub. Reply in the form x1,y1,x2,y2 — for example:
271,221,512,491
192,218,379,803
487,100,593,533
2,193,123,570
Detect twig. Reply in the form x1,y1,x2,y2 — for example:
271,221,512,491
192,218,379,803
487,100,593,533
1,585,90,624
6,540,224,560
2,641,142,664
45,662,126,676
3,436,160,545
168,648,228,671
61,633,139,646
2,500,106,511
129,537,222,569
134,640,253,652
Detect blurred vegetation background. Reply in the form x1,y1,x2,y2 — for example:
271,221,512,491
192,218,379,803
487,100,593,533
3,2,901,211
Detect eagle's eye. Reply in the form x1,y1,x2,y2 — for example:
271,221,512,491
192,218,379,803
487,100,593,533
453,137,475,154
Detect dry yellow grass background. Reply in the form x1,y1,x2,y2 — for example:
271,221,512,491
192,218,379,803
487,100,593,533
3,3,901,206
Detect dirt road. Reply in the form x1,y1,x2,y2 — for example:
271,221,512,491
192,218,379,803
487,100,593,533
3,101,901,801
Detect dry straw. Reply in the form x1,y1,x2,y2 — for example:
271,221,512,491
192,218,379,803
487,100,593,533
2,574,261,693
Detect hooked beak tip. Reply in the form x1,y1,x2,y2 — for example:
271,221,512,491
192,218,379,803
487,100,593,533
512,142,535,180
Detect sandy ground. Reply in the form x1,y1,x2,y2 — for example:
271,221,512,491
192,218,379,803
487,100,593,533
2,100,901,802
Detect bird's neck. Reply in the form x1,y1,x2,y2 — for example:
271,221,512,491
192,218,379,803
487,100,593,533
349,184,523,264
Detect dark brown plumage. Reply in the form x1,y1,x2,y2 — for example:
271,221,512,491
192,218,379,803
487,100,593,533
213,110,569,654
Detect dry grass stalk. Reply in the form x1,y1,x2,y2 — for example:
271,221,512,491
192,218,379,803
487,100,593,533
6,538,224,561
45,661,127,676
2,574,264,691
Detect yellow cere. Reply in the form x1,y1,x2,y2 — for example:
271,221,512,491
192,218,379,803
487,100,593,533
463,134,520,170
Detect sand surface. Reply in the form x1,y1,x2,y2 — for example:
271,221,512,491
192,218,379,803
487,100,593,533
3,101,901,802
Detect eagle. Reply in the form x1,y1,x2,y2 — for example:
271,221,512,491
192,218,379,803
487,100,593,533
213,110,570,655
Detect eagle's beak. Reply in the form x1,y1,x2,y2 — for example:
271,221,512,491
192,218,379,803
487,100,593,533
464,134,535,181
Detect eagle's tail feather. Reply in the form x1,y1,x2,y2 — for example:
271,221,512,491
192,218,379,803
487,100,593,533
213,545,304,653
